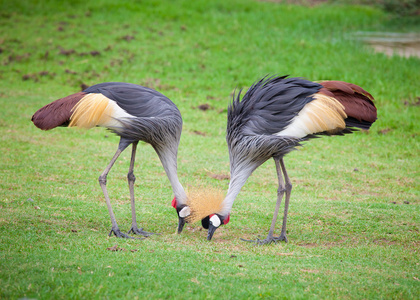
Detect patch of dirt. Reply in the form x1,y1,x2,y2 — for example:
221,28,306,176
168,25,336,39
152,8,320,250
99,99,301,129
193,130,207,136
275,252,294,256
4,53,31,65
65,69,77,75
190,277,200,284
298,242,318,248
301,269,320,273
121,35,135,42
78,50,101,57
208,172,230,180
261,0,328,5
373,238,397,246
370,43,420,58
141,78,176,91
196,103,211,111
106,245,139,252
59,48,76,56
354,32,420,59
404,97,420,106
186,226,202,232
58,47,102,57
378,128,392,135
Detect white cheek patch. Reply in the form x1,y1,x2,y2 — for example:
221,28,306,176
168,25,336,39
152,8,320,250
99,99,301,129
210,215,221,227
179,206,191,218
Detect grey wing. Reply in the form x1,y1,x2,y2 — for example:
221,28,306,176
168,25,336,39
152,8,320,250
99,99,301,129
83,82,180,119
230,76,322,136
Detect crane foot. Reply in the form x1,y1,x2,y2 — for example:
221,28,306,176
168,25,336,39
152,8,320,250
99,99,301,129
278,232,288,243
109,228,145,239
240,234,288,245
128,226,158,237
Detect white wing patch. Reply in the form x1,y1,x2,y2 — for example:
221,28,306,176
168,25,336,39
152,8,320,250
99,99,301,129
104,99,135,129
275,93,347,138
69,93,134,130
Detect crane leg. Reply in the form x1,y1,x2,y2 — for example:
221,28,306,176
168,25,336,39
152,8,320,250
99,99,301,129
127,142,156,237
241,158,287,245
278,158,292,242
265,158,286,241
99,145,142,239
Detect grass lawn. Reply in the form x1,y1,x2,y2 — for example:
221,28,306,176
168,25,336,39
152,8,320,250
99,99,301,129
0,0,419,298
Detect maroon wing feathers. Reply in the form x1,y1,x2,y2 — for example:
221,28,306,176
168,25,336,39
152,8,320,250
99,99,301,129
31,92,86,130
319,81,377,124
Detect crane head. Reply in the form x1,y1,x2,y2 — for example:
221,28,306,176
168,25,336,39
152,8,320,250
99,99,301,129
201,213,230,241
172,197,191,234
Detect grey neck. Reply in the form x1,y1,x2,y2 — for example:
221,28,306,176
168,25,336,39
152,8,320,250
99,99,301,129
220,161,258,216
156,146,187,204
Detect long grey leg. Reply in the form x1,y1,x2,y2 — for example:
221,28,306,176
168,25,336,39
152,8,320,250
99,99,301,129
98,146,137,239
127,142,155,237
278,158,292,242
128,142,138,230
241,158,286,245
258,158,286,244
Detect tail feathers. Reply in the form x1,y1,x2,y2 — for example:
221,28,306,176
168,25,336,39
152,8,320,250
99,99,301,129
344,117,373,130
31,92,86,130
319,81,377,130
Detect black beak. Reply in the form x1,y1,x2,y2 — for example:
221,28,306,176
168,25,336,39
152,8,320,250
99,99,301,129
177,216,186,234
207,223,218,241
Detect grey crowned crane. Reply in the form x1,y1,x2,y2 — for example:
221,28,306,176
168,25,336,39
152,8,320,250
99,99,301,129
32,82,191,238
197,75,377,244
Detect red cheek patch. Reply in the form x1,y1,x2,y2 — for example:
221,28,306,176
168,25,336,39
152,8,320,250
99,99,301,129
223,214,230,225
171,197,177,209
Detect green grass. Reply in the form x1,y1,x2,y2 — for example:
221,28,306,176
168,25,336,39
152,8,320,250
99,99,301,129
1,0,419,298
